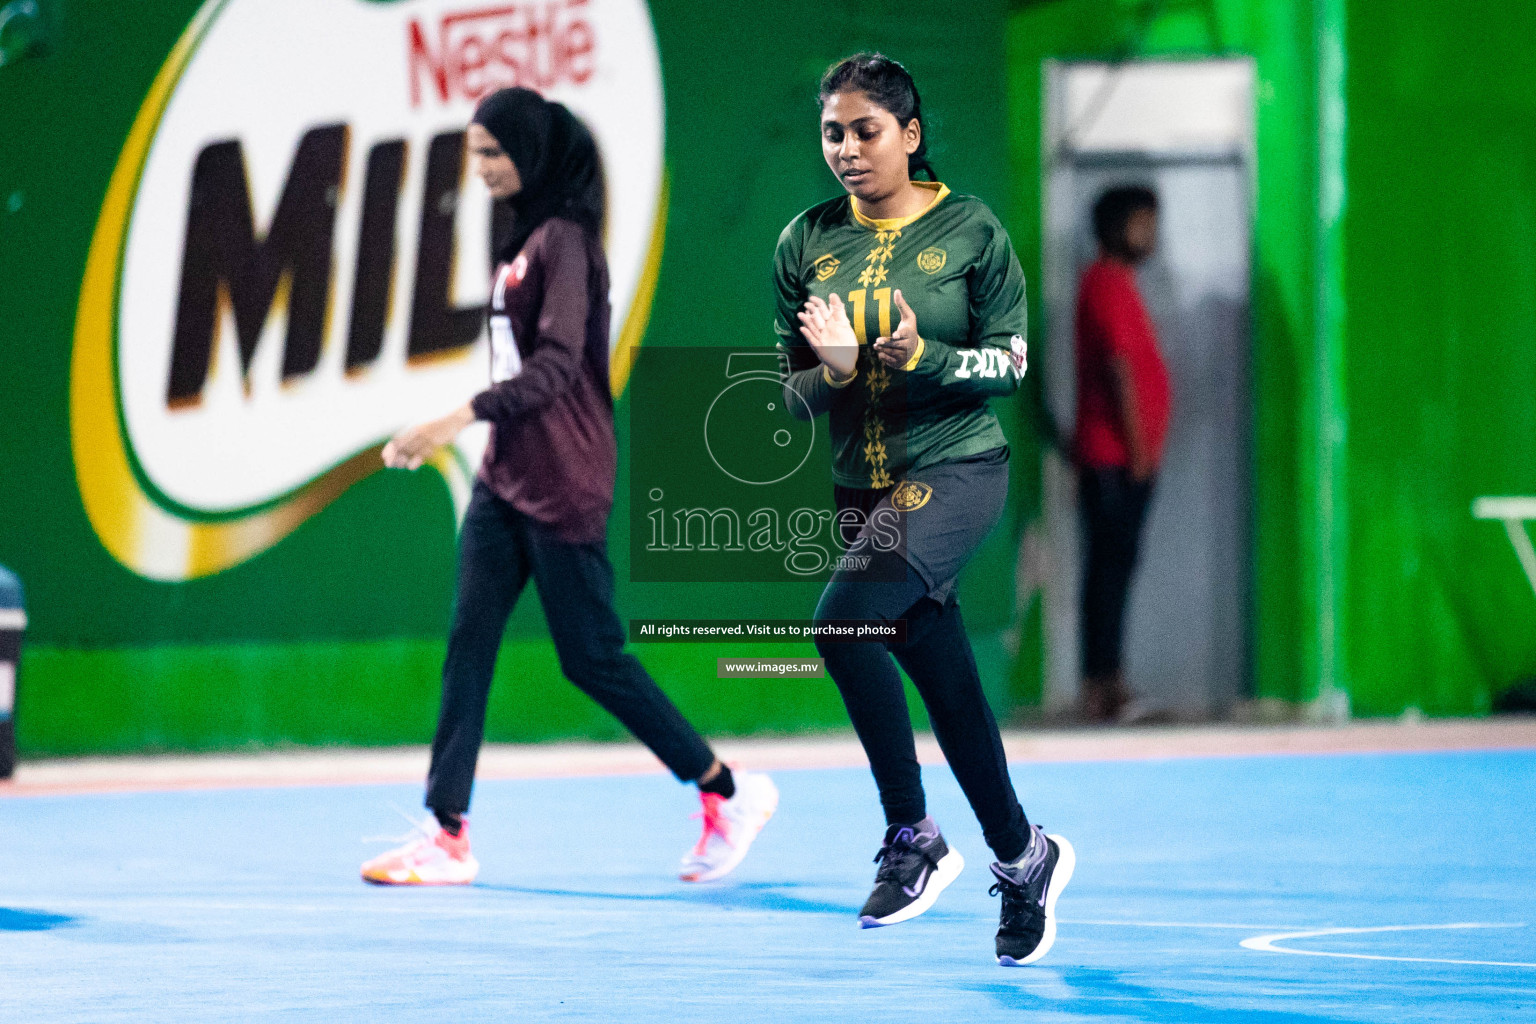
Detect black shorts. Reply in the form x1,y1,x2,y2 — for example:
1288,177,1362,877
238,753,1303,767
833,446,1010,604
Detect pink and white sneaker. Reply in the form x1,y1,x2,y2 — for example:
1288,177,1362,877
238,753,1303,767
361,817,479,886
679,772,779,882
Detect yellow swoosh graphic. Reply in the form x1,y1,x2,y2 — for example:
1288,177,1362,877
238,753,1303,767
610,171,667,396
70,0,664,581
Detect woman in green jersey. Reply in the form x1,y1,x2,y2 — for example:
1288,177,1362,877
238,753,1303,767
778,53,1073,966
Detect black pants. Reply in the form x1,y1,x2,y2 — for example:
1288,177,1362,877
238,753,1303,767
426,483,717,815
1079,466,1155,679
814,476,1029,864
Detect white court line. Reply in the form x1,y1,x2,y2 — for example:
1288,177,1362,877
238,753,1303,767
1241,922,1536,968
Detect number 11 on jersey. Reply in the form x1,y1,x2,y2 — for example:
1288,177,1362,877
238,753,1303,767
844,288,892,345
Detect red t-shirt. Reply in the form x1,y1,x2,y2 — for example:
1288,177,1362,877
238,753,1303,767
1072,258,1171,469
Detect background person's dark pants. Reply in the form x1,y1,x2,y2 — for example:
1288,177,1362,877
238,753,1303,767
1079,465,1155,680
426,483,717,816
814,548,1031,864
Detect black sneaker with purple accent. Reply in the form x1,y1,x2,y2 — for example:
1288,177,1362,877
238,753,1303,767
990,824,1076,965
858,817,965,928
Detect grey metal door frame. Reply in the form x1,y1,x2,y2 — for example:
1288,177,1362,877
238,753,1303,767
1041,61,1256,722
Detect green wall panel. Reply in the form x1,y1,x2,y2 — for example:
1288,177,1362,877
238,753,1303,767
1005,0,1321,705
1342,0,1536,714
1005,0,1536,716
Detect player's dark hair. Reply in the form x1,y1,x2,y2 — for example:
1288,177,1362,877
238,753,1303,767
818,52,935,181
1092,185,1158,257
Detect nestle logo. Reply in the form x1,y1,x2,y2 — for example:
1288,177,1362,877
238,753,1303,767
408,1,596,107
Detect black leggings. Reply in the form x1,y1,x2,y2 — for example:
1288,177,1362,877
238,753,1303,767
425,483,717,815
814,548,1030,863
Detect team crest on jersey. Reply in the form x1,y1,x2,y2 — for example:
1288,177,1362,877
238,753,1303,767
1009,334,1027,375
916,247,947,274
890,480,934,512
814,253,840,281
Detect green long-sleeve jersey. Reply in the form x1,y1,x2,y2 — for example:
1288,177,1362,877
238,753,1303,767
774,182,1029,489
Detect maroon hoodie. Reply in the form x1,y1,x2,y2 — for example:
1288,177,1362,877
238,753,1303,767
470,217,616,544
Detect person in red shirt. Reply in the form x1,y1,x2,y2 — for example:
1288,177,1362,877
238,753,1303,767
1072,185,1171,722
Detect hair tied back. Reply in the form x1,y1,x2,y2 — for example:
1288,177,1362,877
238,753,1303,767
818,52,935,182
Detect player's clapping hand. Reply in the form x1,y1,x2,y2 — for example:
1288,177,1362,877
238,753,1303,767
873,289,920,368
798,293,859,379
383,405,476,470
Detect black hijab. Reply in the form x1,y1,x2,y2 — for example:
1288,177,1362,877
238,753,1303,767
472,88,605,263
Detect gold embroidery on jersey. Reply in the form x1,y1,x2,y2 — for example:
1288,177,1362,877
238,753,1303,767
861,412,893,489
856,229,899,488
857,230,898,287
890,481,933,511
862,358,894,488
917,247,947,274
814,253,840,282
866,359,891,399
857,264,889,287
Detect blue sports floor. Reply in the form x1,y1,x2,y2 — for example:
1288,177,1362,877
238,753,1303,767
4,748,1535,1022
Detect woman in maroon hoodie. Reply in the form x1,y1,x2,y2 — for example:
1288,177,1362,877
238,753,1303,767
361,88,777,886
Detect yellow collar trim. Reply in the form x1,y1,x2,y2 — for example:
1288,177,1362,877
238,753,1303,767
851,182,950,231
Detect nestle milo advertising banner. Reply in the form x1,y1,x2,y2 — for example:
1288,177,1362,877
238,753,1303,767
0,0,1020,752
79,0,663,580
